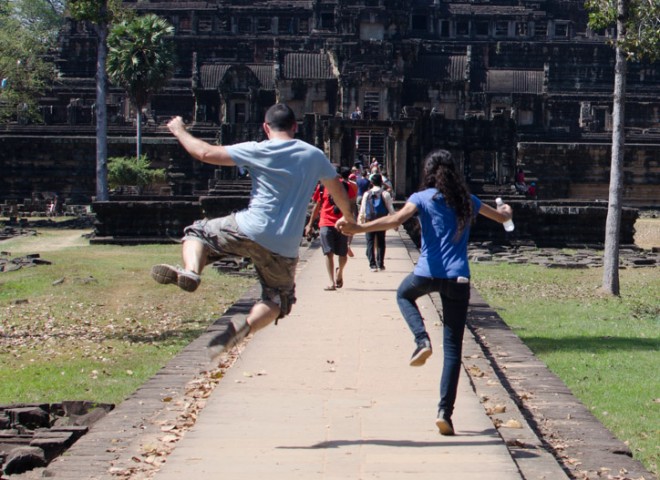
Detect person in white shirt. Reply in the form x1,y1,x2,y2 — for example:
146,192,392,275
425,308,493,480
358,173,396,271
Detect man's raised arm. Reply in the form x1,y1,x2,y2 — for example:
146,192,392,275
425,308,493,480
168,116,235,167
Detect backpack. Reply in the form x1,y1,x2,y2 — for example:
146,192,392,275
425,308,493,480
319,180,350,215
365,190,389,220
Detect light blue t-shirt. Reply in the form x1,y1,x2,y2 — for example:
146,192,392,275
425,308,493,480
226,139,337,258
408,188,482,279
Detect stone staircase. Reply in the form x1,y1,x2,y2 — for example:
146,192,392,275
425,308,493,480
355,129,386,165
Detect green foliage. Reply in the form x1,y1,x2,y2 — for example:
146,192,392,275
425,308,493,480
107,155,166,190
66,0,127,23
0,1,58,123
586,0,660,61
12,0,64,43
67,0,106,21
107,14,175,109
586,0,617,28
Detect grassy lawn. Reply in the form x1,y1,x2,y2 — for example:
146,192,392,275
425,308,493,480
0,228,254,405
1,220,657,475
471,261,659,476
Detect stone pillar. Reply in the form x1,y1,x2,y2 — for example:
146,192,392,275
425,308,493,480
390,125,412,199
338,76,349,118
326,119,344,166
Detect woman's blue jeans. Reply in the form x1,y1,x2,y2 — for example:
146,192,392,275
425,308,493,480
396,273,471,417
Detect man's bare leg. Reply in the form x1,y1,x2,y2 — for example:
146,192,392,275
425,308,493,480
324,253,336,289
182,238,208,274
246,300,281,333
207,300,279,362
335,254,347,288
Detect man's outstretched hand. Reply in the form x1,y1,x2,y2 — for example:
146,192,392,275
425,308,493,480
336,216,361,235
167,116,186,136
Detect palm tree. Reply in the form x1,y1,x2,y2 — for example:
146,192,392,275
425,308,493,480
107,14,175,159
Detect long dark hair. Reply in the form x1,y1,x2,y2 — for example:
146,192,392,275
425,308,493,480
421,149,473,236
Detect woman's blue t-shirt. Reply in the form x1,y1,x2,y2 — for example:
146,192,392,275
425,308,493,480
408,188,481,279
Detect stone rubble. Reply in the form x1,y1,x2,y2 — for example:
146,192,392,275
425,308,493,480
0,253,51,274
469,241,658,269
0,402,113,476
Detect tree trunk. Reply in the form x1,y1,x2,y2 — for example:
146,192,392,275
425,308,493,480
136,108,142,159
94,1,109,201
602,0,628,296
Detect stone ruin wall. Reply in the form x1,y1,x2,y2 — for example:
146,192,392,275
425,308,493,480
0,133,219,205
518,143,660,206
0,0,659,207
2,126,659,208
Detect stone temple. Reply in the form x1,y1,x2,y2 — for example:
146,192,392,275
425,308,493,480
0,0,658,208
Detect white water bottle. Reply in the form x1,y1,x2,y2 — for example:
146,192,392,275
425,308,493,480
495,197,515,232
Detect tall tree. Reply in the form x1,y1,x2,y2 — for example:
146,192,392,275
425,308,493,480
67,0,126,201
107,14,175,159
586,0,660,295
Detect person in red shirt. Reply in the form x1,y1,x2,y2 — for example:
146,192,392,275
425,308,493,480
527,182,537,199
514,168,528,194
305,167,357,290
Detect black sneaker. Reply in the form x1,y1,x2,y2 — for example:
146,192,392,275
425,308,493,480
207,320,250,362
436,409,455,436
409,338,432,366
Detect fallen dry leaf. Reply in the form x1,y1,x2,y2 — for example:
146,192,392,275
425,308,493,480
501,419,523,429
505,439,534,448
486,404,507,415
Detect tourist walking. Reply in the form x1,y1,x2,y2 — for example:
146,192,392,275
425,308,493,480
305,167,357,290
359,173,395,272
356,169,371,207
151,103,356,359
337,149,513,435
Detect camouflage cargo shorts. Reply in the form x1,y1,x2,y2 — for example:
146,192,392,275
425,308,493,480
183,214,298,319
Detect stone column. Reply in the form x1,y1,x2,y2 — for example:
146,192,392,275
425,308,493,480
338,76,350,118
326,119,344,166
390,125,412,199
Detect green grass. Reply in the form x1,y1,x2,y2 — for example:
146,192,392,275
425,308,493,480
0,229,254,405
2,227,657,473
471,262,660,475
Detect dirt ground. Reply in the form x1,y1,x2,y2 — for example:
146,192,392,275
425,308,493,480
1,229,90,253
634,217,660,250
